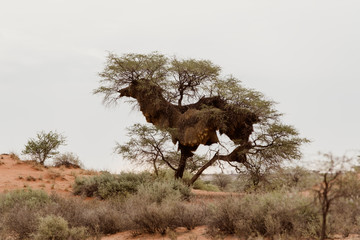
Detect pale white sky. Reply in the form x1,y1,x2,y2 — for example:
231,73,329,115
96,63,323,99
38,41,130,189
1,0,359,172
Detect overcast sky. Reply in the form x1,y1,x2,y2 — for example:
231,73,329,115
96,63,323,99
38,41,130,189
1,0,359,172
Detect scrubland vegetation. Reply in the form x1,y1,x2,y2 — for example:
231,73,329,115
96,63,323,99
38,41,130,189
3,54,358,239
1,165,360,240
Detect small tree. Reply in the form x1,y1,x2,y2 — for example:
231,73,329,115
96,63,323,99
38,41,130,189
314,153,356,240
116,123,207,176
22,131,66,165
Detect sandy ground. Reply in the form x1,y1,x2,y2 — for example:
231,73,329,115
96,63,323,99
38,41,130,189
1,153,360,240
0,153,97,195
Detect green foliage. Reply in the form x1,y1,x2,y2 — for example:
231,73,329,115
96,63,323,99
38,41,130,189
136,179,192,203
0,189,50,239
22,131,66,165
34,215,89,240
192,179,220,192
34,215,70,240
53,152,83,168
96,52,308,182
117,124,208,175
73,172,152,199
116,124,177,175
0,189,50,210
95,52,168,105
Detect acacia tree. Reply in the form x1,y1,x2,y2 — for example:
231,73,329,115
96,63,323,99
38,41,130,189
22,131,66,165
95,53,308,183
116,123,207,176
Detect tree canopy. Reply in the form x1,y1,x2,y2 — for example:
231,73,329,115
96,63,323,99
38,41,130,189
22,131,66,165
95,52,308,182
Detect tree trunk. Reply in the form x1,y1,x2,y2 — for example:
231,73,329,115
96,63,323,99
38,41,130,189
190,154,219,185
153,159,158,176
321,210,327,240
175,145,193,179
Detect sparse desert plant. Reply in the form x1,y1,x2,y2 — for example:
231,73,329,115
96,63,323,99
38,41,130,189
46,169,63,180
9,152,20,160
0,190,51,239
0,160,4,165
192,179,220,192
136,179,192,203
4,204,40,239
0,189,50,210
26,175,37,181
47,194,126,235
125,197,179,234
174,202,208,230
33,215,89,240
207,191,320,239
53,152,83,168
73,172,152,199
22,131,66,165
212,174,233,191
30,160,45,171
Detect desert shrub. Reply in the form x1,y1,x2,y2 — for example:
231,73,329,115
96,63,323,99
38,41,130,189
173,202,208,230
126,200,179,234
53,152,83,168
68,226,89,240
33,215,89,240
0,190,50,239
122,180,197,234
0,190,125,238
136,179,192,203
212,174,233,190
231,167,320,193
47,194,126,235
3,204,40,239
124,197,204,234
33,215,70,240
0,189,50,211
208,191,320,238
73,172,152,199
9,152,20,161
193,179,220,192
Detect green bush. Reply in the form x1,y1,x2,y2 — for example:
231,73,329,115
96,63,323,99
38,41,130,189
73,172,152,199
33,215,88,240
0,189,51,239
193,179,220,192
136,179,192,203
0,189,50,210
34,215,70,240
